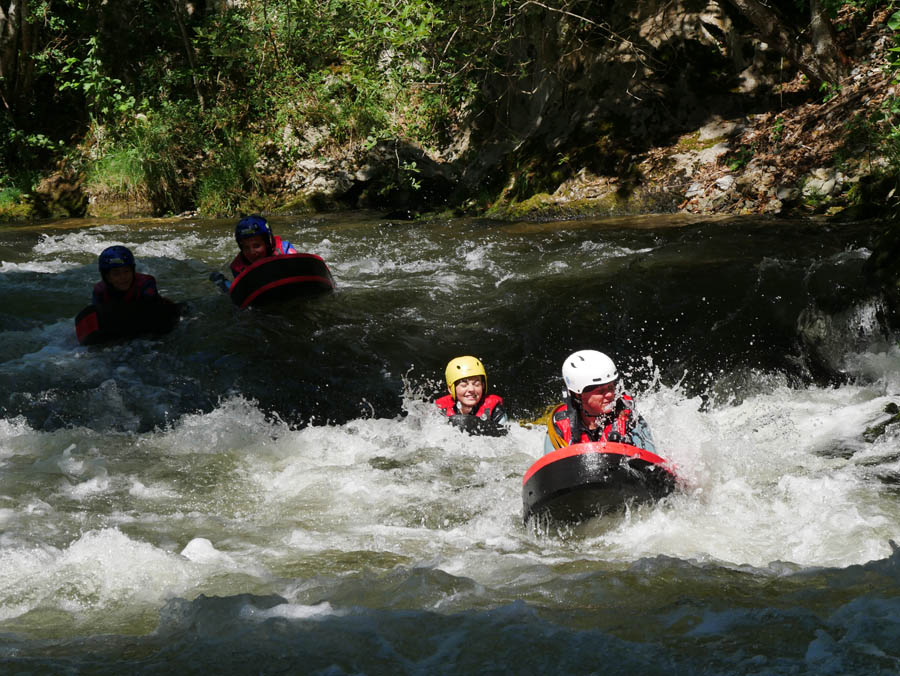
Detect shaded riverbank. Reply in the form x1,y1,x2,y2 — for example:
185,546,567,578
6,4,900,226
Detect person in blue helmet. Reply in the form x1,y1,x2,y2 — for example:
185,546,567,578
77,244,178,345
92,245,161,305
229,214,297,279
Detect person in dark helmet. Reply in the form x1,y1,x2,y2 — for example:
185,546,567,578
77,244,178,345
544,349,656,454
435,356,508,435
229,214,297,279
92,245,161,305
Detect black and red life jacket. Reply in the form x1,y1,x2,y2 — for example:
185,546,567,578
92,272,159,305
230,236,296,278
548,395,635,448
435,393,504,421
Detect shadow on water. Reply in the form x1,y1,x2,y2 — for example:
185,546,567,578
3,545,900,674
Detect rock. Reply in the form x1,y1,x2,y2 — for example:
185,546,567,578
32,171,88,217
863,402,900,443
715,175,735,191
776,186,794,200
699,118,744,141
696,143,730,166
685,182,703,198
762,198,783,214
863,222,900,330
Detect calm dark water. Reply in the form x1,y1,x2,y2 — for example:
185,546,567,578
0,212,898,674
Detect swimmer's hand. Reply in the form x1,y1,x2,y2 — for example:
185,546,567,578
448,414,508,437
209,272,230,292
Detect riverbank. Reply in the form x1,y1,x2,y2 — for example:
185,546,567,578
4,4,899,224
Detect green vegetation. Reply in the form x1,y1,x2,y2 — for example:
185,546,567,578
725,145,757,173
0,0,899,219
2,0,521,217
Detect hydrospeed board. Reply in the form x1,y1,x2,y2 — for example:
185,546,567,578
522,441,677,524
229,253,335,309
75,299,181,346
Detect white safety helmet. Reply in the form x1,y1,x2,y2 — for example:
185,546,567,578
562,350,618,394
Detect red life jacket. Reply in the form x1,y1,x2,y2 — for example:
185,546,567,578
92,272,159,305
435,393,504,420
549,395,634,447
230,236,297,277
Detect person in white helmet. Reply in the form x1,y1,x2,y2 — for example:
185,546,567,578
544,350,655,453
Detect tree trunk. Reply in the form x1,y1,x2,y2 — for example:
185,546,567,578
170,0,205,110
0,0,23,113
720,0,846,88
0,0,40,119
809,0,847,83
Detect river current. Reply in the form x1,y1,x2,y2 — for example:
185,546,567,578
1,212,899,674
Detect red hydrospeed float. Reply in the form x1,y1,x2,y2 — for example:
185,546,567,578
522,441,677,524
229,253,335,309
75,299,181,346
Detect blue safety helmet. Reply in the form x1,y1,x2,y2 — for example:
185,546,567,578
235,215,275,253
98,245,135,272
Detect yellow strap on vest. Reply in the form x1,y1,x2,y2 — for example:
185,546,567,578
545,403,566,450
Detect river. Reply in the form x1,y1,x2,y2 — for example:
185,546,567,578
1,211,899,674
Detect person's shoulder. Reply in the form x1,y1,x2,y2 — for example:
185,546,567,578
435,394,454,408
230,253,248,277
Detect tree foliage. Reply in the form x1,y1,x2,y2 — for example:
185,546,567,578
0,0,892,212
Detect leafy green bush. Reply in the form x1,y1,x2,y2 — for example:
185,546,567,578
0,0,528,213
195,140,260,217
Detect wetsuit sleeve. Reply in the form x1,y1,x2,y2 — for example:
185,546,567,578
490,403,509,425
543,434,556,455
139,276,161,302
91,285,104,306
628,414,657,454
230,254,246,278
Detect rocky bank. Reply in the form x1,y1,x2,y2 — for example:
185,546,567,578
23,3,900,224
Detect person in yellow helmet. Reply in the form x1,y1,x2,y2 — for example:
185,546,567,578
435,356,508,429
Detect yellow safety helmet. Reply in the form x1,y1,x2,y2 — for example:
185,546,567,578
445,356,487,400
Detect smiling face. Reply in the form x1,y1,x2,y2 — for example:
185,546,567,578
106,266,135,292
239,235,269,263
579,381,617,427
453,377,484,414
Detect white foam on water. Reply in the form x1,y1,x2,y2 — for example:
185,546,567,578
107,365,896,586
0,259,76,274
33,229,132,259
181,537,239,566
0,415,33,459
0,528,197,622
128,479,178,500
582,367,900,569
150,395,285,456
1,328,899,632
240,600,340,621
